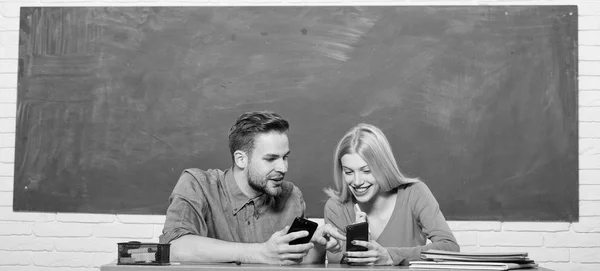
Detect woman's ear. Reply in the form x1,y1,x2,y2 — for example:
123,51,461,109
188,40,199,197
233,150,247,169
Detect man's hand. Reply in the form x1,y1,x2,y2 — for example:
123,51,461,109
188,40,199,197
344,240,393,266
258,226,314,265
311,223,346,253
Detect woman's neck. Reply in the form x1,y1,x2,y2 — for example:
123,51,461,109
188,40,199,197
358,188,397,216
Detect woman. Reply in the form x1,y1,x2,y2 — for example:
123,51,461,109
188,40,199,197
324,123,459,266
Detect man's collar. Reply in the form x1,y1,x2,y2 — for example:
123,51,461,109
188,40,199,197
225,168,266,215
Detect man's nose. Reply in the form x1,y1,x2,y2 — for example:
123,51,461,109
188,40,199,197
275,159,288,173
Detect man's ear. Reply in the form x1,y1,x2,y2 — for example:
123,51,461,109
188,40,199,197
233,150,248,169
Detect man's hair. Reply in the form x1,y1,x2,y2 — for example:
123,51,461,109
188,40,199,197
228,110,289,160
324,123,419,203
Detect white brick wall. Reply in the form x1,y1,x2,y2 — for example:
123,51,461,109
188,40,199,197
0,1,598,271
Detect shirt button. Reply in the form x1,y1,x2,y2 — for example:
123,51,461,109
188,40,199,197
247,221,251,225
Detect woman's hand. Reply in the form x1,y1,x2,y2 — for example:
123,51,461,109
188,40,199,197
355,211,367,223
344,240,393,266
354,203,367,224
311,224,346,253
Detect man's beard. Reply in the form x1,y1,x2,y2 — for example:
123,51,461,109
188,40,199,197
247,166,283,197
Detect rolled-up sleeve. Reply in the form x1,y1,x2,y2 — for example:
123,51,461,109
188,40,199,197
159,172,208,244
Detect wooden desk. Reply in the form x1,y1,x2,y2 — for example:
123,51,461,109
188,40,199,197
101,263,554,271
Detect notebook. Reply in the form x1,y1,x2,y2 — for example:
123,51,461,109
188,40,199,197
410,260,538,270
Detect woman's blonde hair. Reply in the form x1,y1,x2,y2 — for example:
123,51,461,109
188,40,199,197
324,123,419,202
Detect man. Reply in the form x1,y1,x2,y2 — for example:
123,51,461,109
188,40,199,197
159,110,344,264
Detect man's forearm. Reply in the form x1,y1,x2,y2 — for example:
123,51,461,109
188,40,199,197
170,235,263,263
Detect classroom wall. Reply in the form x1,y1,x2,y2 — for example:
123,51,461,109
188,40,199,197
0,0,598,270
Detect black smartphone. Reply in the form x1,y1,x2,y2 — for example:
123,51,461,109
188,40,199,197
346,221,369,252
287,217,318,245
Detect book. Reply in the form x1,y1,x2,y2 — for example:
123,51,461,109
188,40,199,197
422,254,534,263
410,260,538,270
422,249,528,257
414,250,537,270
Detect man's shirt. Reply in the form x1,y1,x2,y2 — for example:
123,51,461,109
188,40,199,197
159,168,305,244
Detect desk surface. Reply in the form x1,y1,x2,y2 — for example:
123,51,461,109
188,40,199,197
101,263,554,271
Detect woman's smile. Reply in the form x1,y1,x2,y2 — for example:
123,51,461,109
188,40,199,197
352,184,373,195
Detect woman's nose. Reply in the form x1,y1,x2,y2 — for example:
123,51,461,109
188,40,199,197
353,174,364,185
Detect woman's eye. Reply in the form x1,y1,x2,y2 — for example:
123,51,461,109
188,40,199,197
363,170,371,174
343,171,353,175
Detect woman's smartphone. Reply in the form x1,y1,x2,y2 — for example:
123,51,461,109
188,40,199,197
287,217,318,245
346,221,369,252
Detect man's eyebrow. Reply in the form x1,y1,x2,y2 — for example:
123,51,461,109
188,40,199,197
264,150,290,159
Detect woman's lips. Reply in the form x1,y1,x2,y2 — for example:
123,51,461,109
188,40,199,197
352,185,372,195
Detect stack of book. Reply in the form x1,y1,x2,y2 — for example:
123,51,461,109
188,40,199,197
409,250,538,270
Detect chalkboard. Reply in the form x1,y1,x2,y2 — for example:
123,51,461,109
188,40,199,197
14,6,578,221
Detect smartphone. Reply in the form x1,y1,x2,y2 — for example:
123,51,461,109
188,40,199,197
346,221,369,252
287,217,318,245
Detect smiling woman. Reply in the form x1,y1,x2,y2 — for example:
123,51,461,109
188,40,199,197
341,153,380,201
323,123,459,266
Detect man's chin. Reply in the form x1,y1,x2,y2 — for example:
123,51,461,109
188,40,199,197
265,186,282,196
